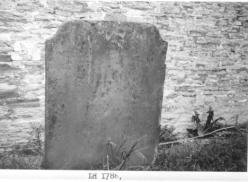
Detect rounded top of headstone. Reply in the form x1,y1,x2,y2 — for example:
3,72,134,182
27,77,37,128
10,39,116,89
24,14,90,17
46,20,167,48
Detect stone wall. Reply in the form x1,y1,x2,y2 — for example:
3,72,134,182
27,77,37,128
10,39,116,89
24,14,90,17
0,1,248,142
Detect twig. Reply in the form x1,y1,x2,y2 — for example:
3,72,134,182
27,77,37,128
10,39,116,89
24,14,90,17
200,126,236,137
106,154,109,170
159,126,236,146
114,141,138,170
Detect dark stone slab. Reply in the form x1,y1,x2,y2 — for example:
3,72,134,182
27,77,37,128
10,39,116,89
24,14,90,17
44,20,167,169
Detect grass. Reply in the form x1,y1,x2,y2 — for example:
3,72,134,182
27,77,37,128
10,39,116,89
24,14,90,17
0,123,247,171
151,126,247,171
0,122,44,169
0,152,42,169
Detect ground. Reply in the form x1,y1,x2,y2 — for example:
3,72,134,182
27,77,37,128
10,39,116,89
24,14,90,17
0,124,246,171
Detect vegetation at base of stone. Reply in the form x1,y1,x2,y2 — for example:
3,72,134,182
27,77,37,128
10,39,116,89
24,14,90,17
0,122,247,171
0,152,42,169
187,106,226,137
152,125,247,171
27,122,44,154
159,125,177,143
0,122,44,169
91,137,148,170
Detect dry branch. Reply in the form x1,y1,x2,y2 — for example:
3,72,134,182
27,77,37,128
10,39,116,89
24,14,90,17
113,141,138,170
159,126,237,146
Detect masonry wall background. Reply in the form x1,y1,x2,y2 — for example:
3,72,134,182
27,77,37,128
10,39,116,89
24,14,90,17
0,0,248,143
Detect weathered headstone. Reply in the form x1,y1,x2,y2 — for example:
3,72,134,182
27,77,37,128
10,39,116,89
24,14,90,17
44,20,167,169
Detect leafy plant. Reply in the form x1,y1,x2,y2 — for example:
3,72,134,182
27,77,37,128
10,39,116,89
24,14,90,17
188,106,225,137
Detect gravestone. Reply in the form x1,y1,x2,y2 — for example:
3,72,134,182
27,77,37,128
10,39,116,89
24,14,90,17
44,20,167,169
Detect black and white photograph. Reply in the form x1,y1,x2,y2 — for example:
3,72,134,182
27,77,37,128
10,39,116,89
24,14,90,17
0,0,247,180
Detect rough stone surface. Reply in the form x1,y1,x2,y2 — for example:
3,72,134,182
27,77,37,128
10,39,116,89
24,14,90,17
0,1,248,147
44,20,167,169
